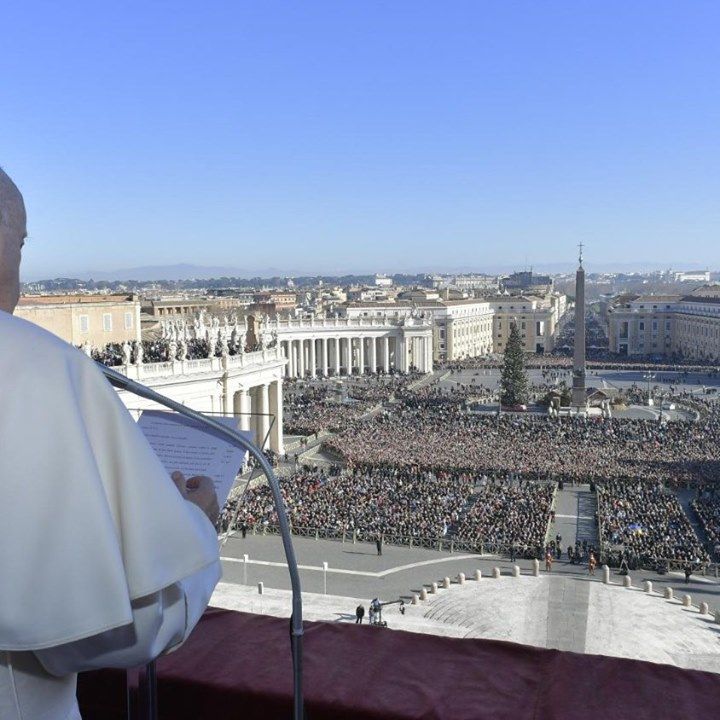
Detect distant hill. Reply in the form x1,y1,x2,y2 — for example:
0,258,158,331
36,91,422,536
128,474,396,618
23,260,717,284
69,264,278,282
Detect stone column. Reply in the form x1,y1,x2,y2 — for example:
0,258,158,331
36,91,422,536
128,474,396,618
358,335,365,375
397,336,407,372
309,338,316,377
369,336,377,374
383,336,390,373
322,337,329,376
334,337,341,375
344,337,352,375
268,379,284,454
289,340,297,378
280,341,288,377
233,388,252,433
298,339,305,378
257,383,270,449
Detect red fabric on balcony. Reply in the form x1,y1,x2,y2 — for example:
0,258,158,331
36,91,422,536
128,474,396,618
77,607,720,720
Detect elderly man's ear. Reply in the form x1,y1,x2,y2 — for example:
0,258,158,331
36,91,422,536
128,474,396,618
0,168,28,314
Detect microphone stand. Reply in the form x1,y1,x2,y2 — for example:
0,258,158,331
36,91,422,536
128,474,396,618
98,363,304,720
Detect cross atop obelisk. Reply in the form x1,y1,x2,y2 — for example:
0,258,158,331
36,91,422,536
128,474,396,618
571,244,587,409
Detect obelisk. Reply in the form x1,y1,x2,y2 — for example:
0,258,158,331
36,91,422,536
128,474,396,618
571,243,587,409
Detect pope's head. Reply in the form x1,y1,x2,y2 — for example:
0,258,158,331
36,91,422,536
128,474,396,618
0,168,27,313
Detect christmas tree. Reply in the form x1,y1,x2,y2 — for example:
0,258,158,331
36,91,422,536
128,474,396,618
499,321,529,406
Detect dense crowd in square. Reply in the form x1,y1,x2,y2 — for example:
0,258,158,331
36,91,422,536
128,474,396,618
597,480,709,567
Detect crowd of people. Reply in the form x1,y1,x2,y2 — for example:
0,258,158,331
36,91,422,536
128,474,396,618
597,480,709,567
225,465,476,543
91,338,213,365
322,403,720,487
225,464,556,553
89,332,720,567
443,355,720,373
453,477,554,556
691,489,720,560
284,396,374,436
282,373,424,435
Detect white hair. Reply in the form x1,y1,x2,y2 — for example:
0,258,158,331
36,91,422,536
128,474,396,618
0,167,21,227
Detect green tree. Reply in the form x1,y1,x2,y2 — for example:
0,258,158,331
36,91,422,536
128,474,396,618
499,321,529,406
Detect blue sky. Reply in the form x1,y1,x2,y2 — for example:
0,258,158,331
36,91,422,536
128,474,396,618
3,1,719,279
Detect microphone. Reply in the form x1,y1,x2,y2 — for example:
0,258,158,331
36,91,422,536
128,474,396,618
97,362,304,720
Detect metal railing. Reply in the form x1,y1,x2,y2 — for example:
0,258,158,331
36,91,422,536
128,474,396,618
232,522,543,558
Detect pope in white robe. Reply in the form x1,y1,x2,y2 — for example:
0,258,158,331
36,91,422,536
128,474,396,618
0,169,222,719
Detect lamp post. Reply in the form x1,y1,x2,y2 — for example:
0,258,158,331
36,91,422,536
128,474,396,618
643,371,656,406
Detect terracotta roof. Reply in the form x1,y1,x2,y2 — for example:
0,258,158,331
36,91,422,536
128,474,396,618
18,293,136,305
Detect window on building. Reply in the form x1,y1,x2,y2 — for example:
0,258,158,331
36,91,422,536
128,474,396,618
124,312,133,330
79,315,89,333
639,322,645,331
103,314,113,332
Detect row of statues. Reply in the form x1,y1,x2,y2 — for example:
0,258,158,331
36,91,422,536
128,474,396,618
159,311,247,346
160,311,277,351
82,310,279,365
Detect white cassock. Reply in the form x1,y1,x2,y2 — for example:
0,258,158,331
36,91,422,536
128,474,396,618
0,312,222,720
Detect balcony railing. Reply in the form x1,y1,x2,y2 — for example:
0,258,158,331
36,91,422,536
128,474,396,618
115,346,283,380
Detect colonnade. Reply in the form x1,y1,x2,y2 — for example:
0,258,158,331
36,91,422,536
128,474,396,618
280,336,396,378
231,378,283,453
279,333,433,378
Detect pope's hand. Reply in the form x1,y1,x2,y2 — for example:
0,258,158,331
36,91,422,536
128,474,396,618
171,471,220,524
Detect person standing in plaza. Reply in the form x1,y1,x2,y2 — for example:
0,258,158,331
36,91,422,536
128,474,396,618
588,552,597,575
355,604,365,624
545,550,553,572
376,536,383,556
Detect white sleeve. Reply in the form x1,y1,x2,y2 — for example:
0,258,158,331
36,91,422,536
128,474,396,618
33,555,221,677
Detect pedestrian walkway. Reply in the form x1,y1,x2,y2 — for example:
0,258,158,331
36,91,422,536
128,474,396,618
676,488,707,548
549,483,598,550
546,576,590,652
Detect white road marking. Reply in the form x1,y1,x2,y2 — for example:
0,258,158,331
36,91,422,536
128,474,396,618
553,514,594,520
220,553,481,579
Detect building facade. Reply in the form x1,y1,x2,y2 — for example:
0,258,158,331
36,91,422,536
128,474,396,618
16,294,142,347
343,299,494,362
489,294,567,355
429,300,494,361
671,292,720,361
673,270,711,283
114,347,286,454
342,293,566,360
606,295,678,357
274,315,434,376
606,286,720,361
501,271,553,295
